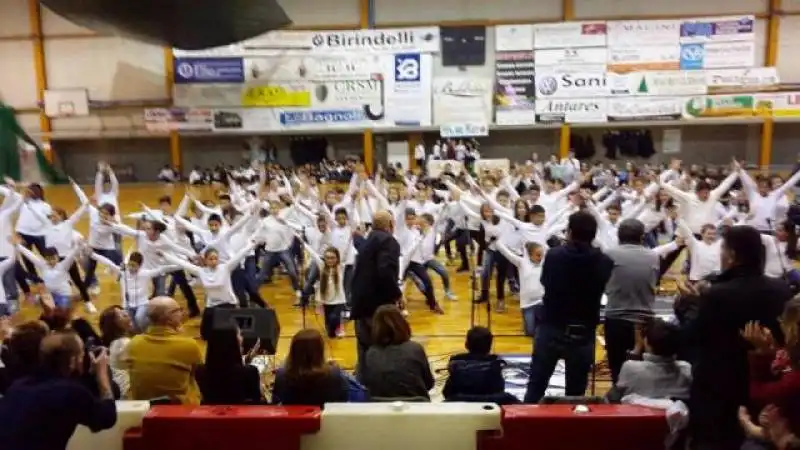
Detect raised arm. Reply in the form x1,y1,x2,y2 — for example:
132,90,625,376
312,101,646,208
225,240,258,271
709,170,739,202
66,202,89,227
90,252,122,277
364,179,390,210
16,244,48,271
57,244,83,271
675,220,698,248
160,252,202,277
495,240,523,267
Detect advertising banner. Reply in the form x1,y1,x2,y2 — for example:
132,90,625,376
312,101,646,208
241,84,312,107
753,93,800,117
494,51,536,125
679,16,755,44
607,97,682,121
174,58,244,84
706,67,780,94
679,41,756,70
495,25,534,51
243,54,384,82
439,123,489,138
609,71,707,96
173,84,241,107
432,78,493,125
144,108,213,131
606,20,680,47
211,107,386,132
383,52,433,126
534,47,607,68
533,22,607,49
682,95,761,119
310,27,440,53
606,46,680,73
534,98,608,123
535,70,609,98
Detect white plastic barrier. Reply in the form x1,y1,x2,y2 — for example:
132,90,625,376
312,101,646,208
67,400,150,450
301,402,502,450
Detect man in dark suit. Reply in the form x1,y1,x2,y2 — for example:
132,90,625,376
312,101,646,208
682,226,791,450
350,210,402,379
524,211,614,403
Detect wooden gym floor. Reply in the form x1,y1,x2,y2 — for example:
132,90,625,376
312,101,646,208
10,183,612,394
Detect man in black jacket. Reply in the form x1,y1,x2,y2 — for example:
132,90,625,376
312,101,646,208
350,210,402,379
683,226,791,450
524,211,613,403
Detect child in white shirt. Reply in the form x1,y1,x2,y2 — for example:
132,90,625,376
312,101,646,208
16,239,83,309
305,244,348,338
496,240,544,336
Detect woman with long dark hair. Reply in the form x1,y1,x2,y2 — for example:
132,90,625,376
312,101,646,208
98,306,133,397
195,326,262,405
271,329,348,406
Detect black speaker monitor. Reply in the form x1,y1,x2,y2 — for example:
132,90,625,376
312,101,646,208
213,307,281,355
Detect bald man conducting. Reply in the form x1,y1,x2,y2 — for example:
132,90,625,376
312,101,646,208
127,297,203,404
350,210,402,379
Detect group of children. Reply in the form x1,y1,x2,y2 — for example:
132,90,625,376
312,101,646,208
1,156,798,344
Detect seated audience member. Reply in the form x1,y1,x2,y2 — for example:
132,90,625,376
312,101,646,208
195,326,263,405
442,326,514,403
740,404,800,450
99,306,133,398
127,297,202,404
271,329,349,406
607,319,692,402
0,320,49,394
0,332,117,450
362,305,435,401
741,298,800,430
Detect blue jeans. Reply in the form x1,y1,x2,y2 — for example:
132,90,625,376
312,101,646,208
323,304,344,337
523,322,596,403
0,257,18,301
424,259,451,292
257,250,299,290
127,305,149,332
480,249,509,302
522,304,543,337
300,263,320,304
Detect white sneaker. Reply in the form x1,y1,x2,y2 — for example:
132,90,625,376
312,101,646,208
335,326,345,338
84,302,97,314
88,285,100,296
401,309,409,317
445,290,458,301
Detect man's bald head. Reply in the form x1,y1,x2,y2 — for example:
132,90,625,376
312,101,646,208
147,296,181,327
39,331,83,376
372,210,394,233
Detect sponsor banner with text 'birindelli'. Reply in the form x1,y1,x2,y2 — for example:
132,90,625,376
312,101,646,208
494,51,535,125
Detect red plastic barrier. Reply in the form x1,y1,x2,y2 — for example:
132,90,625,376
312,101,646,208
123,406,321,450
479,405,669,450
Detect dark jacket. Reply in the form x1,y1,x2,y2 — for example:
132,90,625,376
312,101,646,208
540,242,613,328
271,366,349,407
0,375,117,450
195,364,262,405
442,353,507,401
683,266,791,449
350,229,402,320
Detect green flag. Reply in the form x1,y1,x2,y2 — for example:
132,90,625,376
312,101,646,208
0,103,67,184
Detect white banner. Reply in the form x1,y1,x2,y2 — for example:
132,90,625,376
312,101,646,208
535,98,608,123
432,78,493,125
173,84,241,107
607,97,683,121
533,22,607,49
679,41,755,70
609,71,707,96
607,46,680,73
174,27,441,56
427,160,465,177
311,28,440,53
145,108,213,131
243,54,383,81
439,123,489,138
309,80,383,108
706,67,780,94
607,20,680,47
495,25,534,51
679,16,755,44
383,53,433,126
212,107,386,132
535,70,609,98
534,47,607,67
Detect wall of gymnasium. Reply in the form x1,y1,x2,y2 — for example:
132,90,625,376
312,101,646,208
2,0,800,181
